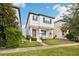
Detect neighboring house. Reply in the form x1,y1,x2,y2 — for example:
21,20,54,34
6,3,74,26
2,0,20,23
54,20,65,39
13,6,22,29
26,12,55,42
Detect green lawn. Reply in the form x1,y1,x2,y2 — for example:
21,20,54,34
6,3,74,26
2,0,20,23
43,39,76,45
19,39,75,48
19,40,42,48
0,46,79,56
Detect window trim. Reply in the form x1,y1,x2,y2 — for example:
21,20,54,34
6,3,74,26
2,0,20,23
43,17,52,24
41,30,46,36
33,15,38,21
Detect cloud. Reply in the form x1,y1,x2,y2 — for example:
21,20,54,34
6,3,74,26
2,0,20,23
53,4,61,10
46,6,50,9
13,3,26,8
53,4,72,21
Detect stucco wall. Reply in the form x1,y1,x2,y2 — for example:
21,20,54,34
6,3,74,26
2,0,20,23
54,21,63,38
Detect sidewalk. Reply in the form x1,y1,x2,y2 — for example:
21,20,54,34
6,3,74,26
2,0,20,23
0,43,79,53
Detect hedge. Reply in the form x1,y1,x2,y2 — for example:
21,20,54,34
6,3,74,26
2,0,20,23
5,27,22,48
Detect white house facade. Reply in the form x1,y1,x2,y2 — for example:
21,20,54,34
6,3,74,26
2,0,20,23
26,12,55,42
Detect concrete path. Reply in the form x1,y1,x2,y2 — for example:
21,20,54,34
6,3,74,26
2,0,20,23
0,43,79,53
39,42,48,46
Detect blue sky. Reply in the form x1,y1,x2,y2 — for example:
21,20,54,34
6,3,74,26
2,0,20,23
13,3,70,36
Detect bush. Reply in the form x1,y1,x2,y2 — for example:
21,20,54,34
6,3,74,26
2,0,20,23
66,33,74,41
5,27,22,48
31,37,37,41
66,32,79,42
74,35,79,42
26,35,37,41
26,35,30,40
0,25,6,47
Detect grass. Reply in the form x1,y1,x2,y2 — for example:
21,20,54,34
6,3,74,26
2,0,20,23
20,39,76,47
0,46,79,56
43,39,76,45
19,40,42,48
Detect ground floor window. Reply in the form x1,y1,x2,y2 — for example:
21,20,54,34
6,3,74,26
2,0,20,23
49,32,52,35
41,30,46,36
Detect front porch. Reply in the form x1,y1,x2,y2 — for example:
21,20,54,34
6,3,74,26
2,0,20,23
30,26,53,42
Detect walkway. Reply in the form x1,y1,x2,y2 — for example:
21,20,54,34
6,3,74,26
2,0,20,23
39,42,48,46
0,43,79,53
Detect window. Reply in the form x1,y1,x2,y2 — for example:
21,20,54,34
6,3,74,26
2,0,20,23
62,31,64,36
49,32,52,35
50,19,52,24
43,17,52,24
43,17,45,23
41,30,46,36
33,15,38,21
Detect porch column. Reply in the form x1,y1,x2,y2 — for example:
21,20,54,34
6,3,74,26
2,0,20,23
39,29,41,38
52,30,54,38
29,27,32,47
30,27,32,37
37,28,42,42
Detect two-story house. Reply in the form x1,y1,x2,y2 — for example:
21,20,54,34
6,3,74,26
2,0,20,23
26,12,55,42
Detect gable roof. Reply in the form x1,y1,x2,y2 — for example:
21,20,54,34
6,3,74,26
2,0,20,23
29,12,55,19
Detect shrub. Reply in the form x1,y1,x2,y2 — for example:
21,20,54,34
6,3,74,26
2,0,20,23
26,35,37,41
66,33,74,41
0,25,6,47
22,35,26,39
5,27,22,48
31,37,37,41
26,35,30,40
66,32,79,42
74,35,79,42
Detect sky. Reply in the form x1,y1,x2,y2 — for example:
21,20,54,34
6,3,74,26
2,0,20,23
13,3,71,36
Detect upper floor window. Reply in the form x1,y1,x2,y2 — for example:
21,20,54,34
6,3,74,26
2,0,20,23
33,15,38,21
43,17,45,23
50,19,52,24
43,17,52,24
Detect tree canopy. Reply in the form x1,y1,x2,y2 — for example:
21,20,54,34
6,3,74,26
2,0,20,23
0,3,17,27
61,3,79,34
61,3,79,40
0,3,22,47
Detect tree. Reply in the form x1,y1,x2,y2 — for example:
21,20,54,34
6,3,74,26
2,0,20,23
0,3,22,47
61,3,79,41
0,3,17,27
0,25,6,47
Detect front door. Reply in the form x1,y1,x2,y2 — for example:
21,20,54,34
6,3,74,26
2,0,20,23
32,29,36,38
